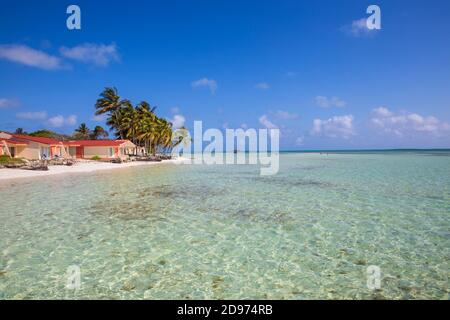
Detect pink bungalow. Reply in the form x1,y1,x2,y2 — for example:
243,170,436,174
0,132,66,159
65,140,136,160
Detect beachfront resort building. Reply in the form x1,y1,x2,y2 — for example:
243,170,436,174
0,131,136,160
0,132,66,159
65,140,136,159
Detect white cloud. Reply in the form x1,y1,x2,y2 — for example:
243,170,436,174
60,43,119,66
47,116,65,127
0,44,62,70
274,110,299,120
254,82,270,90
65,115,77,125
16,111,48,120
0,98,19,108
191,78,217,94
171,114,185,129
91,114,108,122
311,115,355,139
371,107,450,137
259,114,278,129
47,115,77,128
373,106,393,117
341,18,377,37
315,96,346,108
16,111,77,127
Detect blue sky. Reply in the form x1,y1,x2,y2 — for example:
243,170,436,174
1,0,449,149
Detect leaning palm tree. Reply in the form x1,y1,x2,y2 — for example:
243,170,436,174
117,103,138,141
95,87,131,139
137,115,157,155
73,123,91,140
149,117,173,155
95,87,128,115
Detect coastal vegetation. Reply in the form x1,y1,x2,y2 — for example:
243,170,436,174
73,123,109,140
8,87,186,155
94,87,185,155
16,129,72,141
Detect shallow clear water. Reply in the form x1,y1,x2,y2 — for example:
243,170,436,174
0,152,449,299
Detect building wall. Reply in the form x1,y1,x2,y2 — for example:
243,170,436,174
83,146,118,159
68,146,77,157
15,143,64,160
51,146,63,157
16,142,40,159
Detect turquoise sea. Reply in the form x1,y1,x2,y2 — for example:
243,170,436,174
0,151,449,299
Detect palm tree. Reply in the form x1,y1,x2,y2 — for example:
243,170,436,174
95,87,131,139
95,87,128,115
91,126,109,140
14,128,26,135
73,123,91,140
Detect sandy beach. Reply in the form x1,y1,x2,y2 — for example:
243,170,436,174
0,157,188,181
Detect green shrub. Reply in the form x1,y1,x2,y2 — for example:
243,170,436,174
91,155,101,161
0,155,25,164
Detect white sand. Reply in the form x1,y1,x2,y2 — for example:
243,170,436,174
0,158,189,181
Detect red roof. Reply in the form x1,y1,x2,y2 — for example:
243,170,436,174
0,138,28,145
65,140,131,147
12,134,62,145
1,132,133,147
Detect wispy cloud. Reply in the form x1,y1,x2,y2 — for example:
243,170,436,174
16,111,48,120
16,111,77,128
91,114,108,122
311,115,355,139
0,98,20,108
371,107,450,137
60,43,119,66
341,18,378,38
372,106,393,117
254,82,270,90
315,96,346,108
47,115,77,128
0,44,62,70
191,78,217,94
171,114,186,129
273,110,299,120
258,114,278,129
